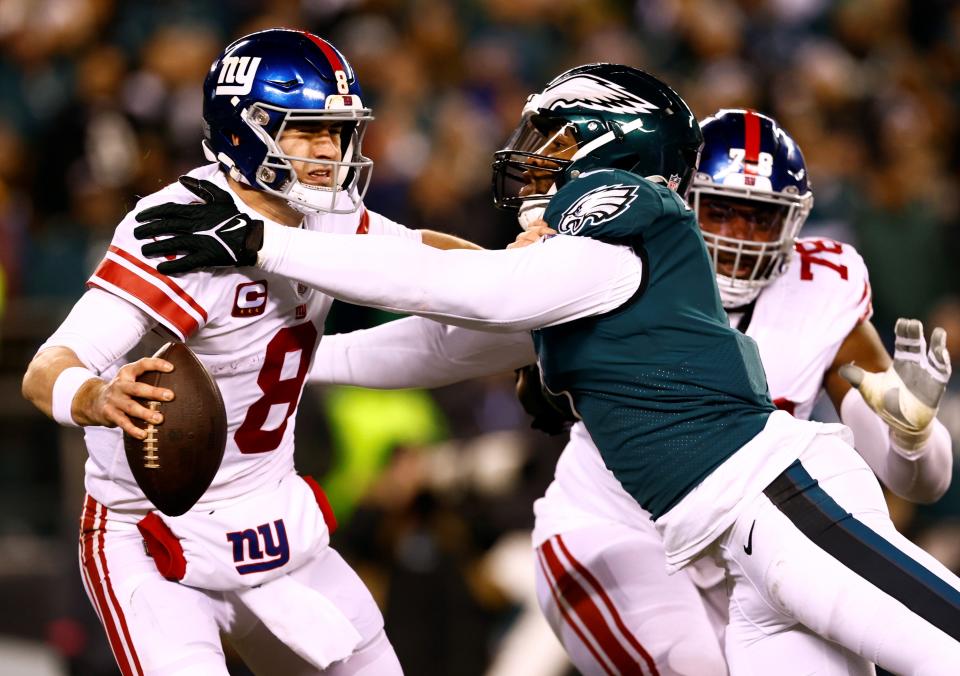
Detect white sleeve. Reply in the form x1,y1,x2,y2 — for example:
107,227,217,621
257,224,642,332
840,387,952,503
38,288,157,374
365,209,423,242
308,317,536,389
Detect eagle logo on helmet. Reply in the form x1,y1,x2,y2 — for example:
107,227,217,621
557,184,640,235
542,75,659,116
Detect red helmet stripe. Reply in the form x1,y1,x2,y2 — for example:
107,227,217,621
743,109,760,173
301,32,346,75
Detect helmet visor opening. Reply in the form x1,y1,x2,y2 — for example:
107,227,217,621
699,195,789,240
492,117,578,209
244,102,373,213
697,194,794,282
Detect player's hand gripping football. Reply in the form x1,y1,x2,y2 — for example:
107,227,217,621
134,176,264,274
82,357,174,439
840,318,952,453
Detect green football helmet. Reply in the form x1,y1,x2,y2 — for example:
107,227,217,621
492,63,703,228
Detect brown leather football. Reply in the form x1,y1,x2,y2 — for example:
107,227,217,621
123,341,227,516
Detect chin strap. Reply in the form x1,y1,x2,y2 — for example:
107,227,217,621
717,275,763,309
518,201,549,230
516,185,558,231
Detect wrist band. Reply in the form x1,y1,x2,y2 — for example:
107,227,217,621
52,367,98,427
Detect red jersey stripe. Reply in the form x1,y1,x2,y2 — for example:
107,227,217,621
356,208,370,235
744,110,761,171
555,535,659,674
858,279,874,323
541,538,647,674
92,258,200,338
107,246,207,322
536,544,616,675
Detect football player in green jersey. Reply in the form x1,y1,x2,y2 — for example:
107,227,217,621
135,64,959,673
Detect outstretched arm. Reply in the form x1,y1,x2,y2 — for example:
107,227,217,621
826,319,952,503
419,230,484,251
254,223,641,332
309,317,536,388
135,177,642,332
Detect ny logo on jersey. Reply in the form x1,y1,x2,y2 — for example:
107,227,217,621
215,56,262,96
226,519,290,574
557,184,640,235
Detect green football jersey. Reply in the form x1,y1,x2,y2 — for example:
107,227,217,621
534,168,775,519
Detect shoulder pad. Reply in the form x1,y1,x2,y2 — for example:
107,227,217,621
783,237,872,324
545,170,666,239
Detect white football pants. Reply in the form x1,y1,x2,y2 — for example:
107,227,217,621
718,434,960,675
534,521,728,676
77,494,402,676
533,433,960,675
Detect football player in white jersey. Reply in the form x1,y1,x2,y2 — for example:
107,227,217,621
19,29,487,676
133,66,960,673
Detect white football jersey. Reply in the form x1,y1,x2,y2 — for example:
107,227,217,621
740,237,872,420
533,237,873,544
82,164,421,515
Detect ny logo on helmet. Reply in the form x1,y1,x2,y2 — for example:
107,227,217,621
558,184,640,235
216,56,262,96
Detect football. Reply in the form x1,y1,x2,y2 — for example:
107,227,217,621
123,341,227,516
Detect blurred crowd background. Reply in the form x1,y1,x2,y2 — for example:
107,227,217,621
1,0,959,674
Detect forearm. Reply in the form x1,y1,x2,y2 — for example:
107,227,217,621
257,223,641,332
24,288,155,426
419,229,483,251
310,317,536,388
22,347,102,422
840,388,953,503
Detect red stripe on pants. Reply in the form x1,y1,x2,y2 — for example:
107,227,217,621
541,537,650,674
537,543,616,675
80,496,144,675
556,535,659,675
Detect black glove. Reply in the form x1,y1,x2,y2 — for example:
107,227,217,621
515,364,577,436
134,176,264,275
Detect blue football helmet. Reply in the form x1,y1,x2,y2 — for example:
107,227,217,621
201,28,373,214
492,63,703,229
689,109,814,308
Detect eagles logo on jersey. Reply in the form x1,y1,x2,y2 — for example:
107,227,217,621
557,184,640,235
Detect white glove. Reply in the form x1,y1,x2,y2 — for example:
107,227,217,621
840,318,951,453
